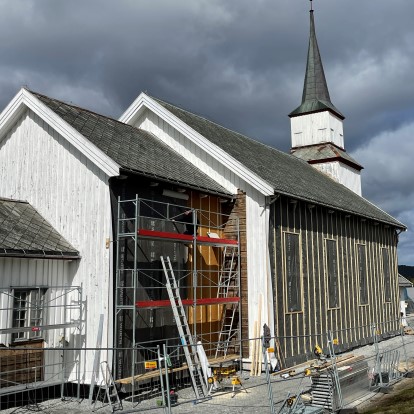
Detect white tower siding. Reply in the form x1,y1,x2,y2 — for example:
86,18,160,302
313,161,362,195
291,112,344,149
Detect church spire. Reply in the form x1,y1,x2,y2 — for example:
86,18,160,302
289,5,344,119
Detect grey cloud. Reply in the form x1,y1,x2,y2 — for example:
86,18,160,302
1,0,413,261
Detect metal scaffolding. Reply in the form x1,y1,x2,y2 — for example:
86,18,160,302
114,195,241,392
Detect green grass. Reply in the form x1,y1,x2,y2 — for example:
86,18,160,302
361,380,414,414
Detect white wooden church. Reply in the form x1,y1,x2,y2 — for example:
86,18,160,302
0,7,405,392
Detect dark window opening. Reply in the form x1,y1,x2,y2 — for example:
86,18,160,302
382,248,391,302
285,232,302,312
326,239,339,308
357,244,368,305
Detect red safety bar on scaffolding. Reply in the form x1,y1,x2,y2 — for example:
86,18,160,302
137,229,238,247
136,296,240,309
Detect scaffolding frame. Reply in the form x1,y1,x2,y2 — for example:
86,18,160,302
0,285,83,399
114,195,241,392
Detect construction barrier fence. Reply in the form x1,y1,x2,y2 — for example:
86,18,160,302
1,317,414,413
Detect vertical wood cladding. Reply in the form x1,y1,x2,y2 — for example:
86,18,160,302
224,190,247,356
270,196,400,366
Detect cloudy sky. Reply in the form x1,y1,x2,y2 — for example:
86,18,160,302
1,0,413,264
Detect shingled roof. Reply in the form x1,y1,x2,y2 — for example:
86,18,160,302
31,91,229,196
292,143,363,171
151,96,405,229
0,198,79,258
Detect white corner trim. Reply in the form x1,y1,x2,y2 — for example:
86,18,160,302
0,89,120,178
120,93,274,196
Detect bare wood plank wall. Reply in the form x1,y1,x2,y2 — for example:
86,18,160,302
270,196,400,366
223,190,247,356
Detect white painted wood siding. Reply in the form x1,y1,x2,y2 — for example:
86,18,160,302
291,111,344,149
0,109,113,382
0,257,79,387
136,110,241,194
245,187,274,341
314,161,362,195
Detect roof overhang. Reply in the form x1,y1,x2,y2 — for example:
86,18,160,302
0,250,80,260
308,157,364,171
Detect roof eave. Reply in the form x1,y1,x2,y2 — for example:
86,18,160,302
289,105,345,121
307,157,364,171
0,250,81,260
119,167,232,197
273,190,406,230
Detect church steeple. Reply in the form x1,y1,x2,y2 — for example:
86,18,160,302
289,7,344,120
289,2,363,196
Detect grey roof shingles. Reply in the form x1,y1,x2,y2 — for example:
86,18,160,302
0,198,79,258
31,91,229,196
152,97,405,229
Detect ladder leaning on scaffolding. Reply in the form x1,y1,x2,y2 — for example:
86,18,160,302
161,256,208,400
215,245,239,358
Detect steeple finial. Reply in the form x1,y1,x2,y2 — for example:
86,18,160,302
289,4,344,119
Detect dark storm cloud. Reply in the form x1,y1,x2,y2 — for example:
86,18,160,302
1,0,413,262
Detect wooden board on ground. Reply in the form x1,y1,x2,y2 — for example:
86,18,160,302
116,353,240,385
274,354,360,377
398,359,414,373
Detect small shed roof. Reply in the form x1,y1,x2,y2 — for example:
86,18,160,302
0,198,79,259
399,274,413,288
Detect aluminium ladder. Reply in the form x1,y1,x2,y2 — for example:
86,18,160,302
215,245,239,358
161,256,207,400
93,361,123,412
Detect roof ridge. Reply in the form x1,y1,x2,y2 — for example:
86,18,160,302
151,95,286,155
28,89,139,132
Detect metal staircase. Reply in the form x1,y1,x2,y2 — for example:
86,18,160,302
215,246,239,358
161,256,208,400
93,361,122,412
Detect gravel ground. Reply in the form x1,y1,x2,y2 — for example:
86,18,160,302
3,321,414,413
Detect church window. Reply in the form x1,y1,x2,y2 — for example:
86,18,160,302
382,248,391,302
284,232,302,312
356,244,368,305
325,239,340,308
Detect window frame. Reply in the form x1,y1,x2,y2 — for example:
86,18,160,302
381,247,392,303
11,288,47,342
324,238,341,310
356,243,369,306
283,231,303,314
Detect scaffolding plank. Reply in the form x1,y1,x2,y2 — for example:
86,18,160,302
136,297,240,308
137,229,238,246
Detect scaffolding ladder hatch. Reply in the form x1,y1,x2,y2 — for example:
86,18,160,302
136,296,240,309
137,229,238,246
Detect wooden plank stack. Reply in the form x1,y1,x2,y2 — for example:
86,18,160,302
0,342,44,388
